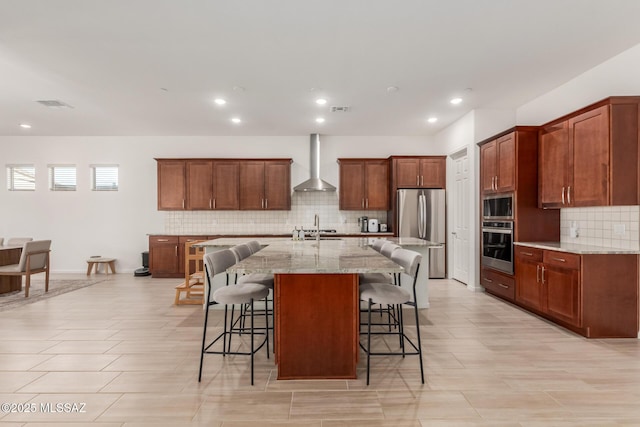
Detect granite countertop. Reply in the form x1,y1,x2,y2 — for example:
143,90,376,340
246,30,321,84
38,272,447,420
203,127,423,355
225,239,404,274
515,241,640,255
195,236,440,248
148,232,394,237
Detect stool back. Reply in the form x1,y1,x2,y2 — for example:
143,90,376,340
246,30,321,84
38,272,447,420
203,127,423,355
230,244,252,262
380,242,400,258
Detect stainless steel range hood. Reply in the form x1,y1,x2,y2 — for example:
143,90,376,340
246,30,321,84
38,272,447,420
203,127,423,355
293,134,336,192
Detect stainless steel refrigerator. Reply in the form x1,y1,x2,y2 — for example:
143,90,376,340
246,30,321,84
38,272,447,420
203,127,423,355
397,189,446,278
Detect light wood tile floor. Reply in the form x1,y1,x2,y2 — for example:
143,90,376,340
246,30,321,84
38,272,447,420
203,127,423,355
0,274,639,426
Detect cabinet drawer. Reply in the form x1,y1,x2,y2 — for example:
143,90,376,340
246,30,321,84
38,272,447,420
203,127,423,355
481,268,515,301
544,251,580,270
515,246,543,262
150,236,179,244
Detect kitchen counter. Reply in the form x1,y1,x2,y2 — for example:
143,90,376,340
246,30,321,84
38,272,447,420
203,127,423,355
515,241,640,255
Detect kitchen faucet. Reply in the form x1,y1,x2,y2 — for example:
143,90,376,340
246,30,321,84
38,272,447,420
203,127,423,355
314,214,320,243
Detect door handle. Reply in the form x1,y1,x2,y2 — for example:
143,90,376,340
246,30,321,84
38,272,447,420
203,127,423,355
567,186,571,205
213,198,216,209
561,187,565,205
209,199,212,209
495,175,498,190
541,266,545,284
265,199,268,209
421,175,424,186
417,176,420,186
536,264,540,283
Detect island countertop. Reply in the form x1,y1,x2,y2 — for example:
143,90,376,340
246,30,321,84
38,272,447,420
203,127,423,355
226,239,404,275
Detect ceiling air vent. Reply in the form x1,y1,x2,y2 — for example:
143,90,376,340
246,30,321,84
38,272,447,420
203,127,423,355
330,106,350,112
36,100,74,109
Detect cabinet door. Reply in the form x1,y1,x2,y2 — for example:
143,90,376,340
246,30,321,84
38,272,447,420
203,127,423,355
496,133,515,192
395,158,420,188
364,160,389,210
157,160,186,210
149,236,180,276
212,161,239,209
570,105,610,207
186,160,213,210
515,256,543,311
539,122,570,208
264,160,291,210
480,141,497,194
239,161,266,210
544,264,581,327
420,158,446,188
339,161,365,210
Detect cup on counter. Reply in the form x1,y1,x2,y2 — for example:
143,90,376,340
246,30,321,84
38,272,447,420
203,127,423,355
379,223,387,232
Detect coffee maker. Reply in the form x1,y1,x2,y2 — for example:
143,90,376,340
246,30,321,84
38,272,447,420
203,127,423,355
358,216,368,232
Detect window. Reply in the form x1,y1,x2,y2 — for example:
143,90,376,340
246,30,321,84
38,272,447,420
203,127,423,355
48,165,77,191
6,164,36,191
91,165,118,191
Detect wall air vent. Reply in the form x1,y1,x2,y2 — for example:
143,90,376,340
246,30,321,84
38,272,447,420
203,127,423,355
330,106,350,112
36,100,74,109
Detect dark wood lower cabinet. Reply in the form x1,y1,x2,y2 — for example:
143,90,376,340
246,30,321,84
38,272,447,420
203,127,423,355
480,268,515,302
513,246,638,338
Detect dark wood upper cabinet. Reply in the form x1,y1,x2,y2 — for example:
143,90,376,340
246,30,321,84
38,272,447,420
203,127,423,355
239,160,291,210
480,133,515,194
186,160,213,210
539,97,640,208
157,160,187,210
392,156,446,189
157,158,289,211
338,159,389,210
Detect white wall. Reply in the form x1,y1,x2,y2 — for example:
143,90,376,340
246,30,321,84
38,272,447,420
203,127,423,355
0,134,435,273
517,43,640,125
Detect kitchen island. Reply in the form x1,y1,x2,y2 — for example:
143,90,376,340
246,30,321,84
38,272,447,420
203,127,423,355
0,245,22,294
196,237,434,379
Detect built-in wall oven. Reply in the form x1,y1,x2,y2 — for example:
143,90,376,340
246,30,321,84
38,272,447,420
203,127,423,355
482,221,513,275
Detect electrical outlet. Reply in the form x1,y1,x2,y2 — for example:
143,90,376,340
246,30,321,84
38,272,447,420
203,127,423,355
614,223,626,235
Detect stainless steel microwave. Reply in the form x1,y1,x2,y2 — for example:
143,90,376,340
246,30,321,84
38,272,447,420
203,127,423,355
482,193,513,220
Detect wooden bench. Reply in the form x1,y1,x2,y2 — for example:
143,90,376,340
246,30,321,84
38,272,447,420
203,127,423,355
86,257,116,275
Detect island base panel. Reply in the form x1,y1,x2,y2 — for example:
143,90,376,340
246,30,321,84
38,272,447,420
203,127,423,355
275,273,358,379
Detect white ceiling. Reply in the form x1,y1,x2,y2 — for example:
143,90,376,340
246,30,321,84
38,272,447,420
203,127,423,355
2,0,640,137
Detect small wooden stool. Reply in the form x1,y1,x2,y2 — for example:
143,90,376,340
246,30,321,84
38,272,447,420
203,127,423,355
86,257,116,275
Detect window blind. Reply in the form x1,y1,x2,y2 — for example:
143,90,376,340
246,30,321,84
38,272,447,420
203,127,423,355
6,165,36,191
91,165,118,191
48,165,77,191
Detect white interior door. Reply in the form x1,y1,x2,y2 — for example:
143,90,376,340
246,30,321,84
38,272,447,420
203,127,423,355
451,150,470,284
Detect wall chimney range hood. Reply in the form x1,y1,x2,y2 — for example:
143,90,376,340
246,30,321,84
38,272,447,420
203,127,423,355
293,134,336,192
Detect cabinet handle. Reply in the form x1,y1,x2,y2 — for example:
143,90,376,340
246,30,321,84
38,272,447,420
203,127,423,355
541,266,546,284
495,175,498,190
209,199,212,209
551,257,566,263
213,198,216,209
265,199,268,209
536,264,540,283
366,199,369,209
182,199,185,209
561,187,565,205
175,245,178,256
521,251,534,256
362,199,365,208
417,176,420,186
421,175,424,186
567,186,571,205
484,277,493,283
497,283,509,289
157,239,169,242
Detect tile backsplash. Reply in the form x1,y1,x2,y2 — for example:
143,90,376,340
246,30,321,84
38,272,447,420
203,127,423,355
164,192,388,235
561,205,640,250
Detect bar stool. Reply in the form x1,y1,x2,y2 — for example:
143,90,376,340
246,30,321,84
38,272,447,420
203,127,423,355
359,248,424,385
198,249,270,385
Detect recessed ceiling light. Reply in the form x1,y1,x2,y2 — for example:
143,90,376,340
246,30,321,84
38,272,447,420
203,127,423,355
315,98,327,105
450,97,463,105
387,86,399,93
19,123,32,129
315,117,325,123
214,98,226,105
427,117,438,124
231,117,241,124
